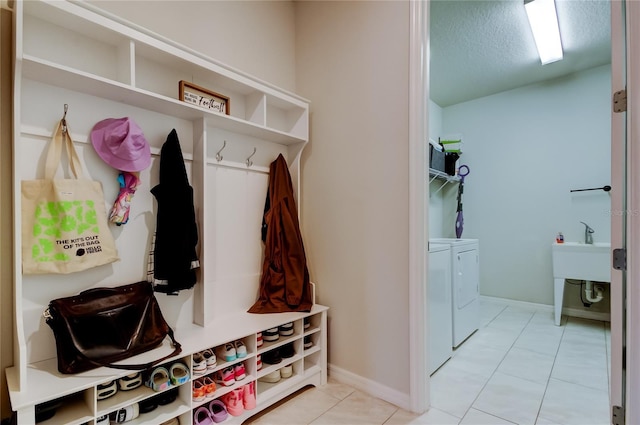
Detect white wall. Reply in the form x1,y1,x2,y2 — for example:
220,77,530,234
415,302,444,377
87,1,297,93
295,1,412,402
442,65,611,307
87,0,416,405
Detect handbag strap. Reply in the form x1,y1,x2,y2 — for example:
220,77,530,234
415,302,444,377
73,328,182,372
44,120,84,180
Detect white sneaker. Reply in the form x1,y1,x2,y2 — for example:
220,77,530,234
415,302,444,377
216,343,237,362
234,340,247,358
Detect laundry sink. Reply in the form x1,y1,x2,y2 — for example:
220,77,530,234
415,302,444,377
552,242,611,326
552,242,611,282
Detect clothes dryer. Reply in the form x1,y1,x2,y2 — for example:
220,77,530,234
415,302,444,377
430,238,480,347
428,242,452,374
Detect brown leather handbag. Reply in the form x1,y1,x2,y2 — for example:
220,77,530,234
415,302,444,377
44,281,182,374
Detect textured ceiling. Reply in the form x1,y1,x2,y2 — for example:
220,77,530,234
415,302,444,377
430,0,611,107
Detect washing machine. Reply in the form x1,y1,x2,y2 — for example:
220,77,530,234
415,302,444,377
428,242,452,374
430,238,480,347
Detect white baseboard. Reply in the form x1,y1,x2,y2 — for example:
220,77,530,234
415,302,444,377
480,295,611,322
328,363,410,411
480,295,553,311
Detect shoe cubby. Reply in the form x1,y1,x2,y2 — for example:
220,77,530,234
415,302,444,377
95,357,191,418
256,359,304,404
8,1,327,424
35,391,93,425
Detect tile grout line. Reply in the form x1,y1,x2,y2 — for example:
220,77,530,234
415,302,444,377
457,306,537,423
533,312,568,424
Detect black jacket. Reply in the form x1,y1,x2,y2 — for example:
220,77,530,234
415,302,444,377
151,129,199,294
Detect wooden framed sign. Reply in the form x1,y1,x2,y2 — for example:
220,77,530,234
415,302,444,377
179,80,230,115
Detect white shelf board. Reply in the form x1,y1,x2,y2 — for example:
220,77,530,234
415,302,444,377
21,56,307,145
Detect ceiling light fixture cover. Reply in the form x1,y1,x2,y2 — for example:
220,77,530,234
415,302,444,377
524,0,563,65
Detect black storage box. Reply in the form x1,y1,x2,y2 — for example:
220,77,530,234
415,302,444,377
444,152,460,176
429,145,445,173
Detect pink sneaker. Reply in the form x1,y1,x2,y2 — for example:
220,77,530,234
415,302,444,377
243,382,256,410
214,367,235,387
234,362,246,381
222,388,244,416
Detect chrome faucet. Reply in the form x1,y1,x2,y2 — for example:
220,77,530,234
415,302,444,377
580,221,594,244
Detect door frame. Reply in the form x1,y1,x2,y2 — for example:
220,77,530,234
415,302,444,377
408,0,430,413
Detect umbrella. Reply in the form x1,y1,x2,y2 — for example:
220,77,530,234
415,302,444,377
109,171,141,225
455,165,470,238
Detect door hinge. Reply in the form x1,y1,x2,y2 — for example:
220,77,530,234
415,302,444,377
613,90,627,112
613,248,627,271
612,405,624,425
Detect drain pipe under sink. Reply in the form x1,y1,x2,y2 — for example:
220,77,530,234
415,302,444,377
584,280,604,303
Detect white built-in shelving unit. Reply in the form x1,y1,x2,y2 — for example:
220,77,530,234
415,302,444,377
7,1,327,423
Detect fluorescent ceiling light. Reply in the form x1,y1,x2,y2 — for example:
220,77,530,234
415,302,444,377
525,0,563,65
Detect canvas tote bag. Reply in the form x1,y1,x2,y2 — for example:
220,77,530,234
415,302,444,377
21,120,119,274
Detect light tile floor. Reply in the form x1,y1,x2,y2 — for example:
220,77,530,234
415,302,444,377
243,297,611,424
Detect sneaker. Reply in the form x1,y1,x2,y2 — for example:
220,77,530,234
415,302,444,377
222,388,244,416
202,376,217,399
214,367,235,387
209,399,228,423
262,348,281,365
304,335,313,349
280,364,293,379
234,363,246,381
256,332,263,347
192,379,206,402
97,380,118,400
118,372,142,391
202,348,217,370
256,354,262,371
243,382,256,410
258,369,281,383
263,327,279,342
304,317,311,329
216,343,237,362
194,406,214,425
234,340,247,359
279,322,294,336
192,352,207,376
280,342,295,358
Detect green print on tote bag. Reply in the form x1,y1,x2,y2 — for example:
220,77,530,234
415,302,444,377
21,120,119,274
31,200,102,263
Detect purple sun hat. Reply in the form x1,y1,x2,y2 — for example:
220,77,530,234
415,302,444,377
90,117,150,172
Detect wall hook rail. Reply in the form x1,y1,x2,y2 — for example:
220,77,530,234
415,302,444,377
215,140,226,162
246,147,257,167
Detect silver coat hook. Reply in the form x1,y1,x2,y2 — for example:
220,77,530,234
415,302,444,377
246,147,257,167
61,104,68,134
215,140,226,162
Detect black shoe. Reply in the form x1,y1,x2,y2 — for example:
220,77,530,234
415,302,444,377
280,342,295,358
304,335,313,349
262,348,282,365
279,322,294,336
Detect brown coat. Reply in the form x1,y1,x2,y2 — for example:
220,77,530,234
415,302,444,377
248,154,313,313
